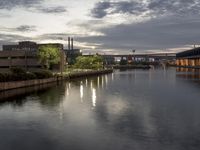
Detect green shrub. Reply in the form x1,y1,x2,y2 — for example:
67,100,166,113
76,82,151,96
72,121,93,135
0,69,53,82
25,72,37,80
0,72,13,82
0,73,6,82
33,70,53,79
10,67,26,74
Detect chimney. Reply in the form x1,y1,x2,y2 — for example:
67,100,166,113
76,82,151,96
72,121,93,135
68,37,71,50
71,38,74,50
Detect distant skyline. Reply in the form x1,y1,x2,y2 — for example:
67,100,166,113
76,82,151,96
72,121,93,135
0,0,200,54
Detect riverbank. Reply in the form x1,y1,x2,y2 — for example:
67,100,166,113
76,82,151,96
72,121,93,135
176,65,200,69
0,82,57,100
0,69,113,92
66,69,113,79
113,65,151,69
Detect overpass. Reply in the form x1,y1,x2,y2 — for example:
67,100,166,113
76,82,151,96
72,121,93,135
84,53,176,65
84,53,175,58
101,53,175,59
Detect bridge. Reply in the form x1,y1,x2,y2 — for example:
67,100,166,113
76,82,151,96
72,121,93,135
102,53,175,59
84,53,175,58
84,53,176,65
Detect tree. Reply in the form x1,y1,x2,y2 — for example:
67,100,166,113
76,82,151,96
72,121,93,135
120,59,128,65
37,45,61,69
74,55,103,70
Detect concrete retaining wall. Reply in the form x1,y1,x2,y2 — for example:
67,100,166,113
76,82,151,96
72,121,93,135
67,69,113,79
0,69,113,92
113,65,150,69
176,65,200,69
0,78,57,91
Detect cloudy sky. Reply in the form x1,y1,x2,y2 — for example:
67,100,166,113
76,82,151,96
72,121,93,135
0,0,200,54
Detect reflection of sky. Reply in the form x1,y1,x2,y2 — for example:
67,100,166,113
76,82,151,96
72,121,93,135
61,70,200,149
1,69,200,150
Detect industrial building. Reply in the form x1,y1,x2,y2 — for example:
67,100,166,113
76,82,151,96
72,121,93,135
0,41,66,71
64,37,82,65
176,47,200,67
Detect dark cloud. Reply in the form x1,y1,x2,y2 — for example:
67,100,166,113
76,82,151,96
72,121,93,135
37,6,67,14
148,0,200,16
0,33,30,50
91,0,200,18
1,15,199,53
85,0,200,53
15,25,36,32
91,1,149,18
1,0,200,53
36,33,70,41
3,16,199,53
113,1,147,15
0,0,42,9
77,16,200,52
0,33,30,41
0,0,67,14
0,25,36,33
91,1,111,18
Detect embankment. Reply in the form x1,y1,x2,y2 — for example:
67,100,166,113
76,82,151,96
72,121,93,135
113,65,150,69
0,69,113,92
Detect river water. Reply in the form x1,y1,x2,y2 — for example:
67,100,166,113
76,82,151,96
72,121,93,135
1,68,200,150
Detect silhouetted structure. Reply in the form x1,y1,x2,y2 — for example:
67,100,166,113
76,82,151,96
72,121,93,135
176,48,200,67
64,37,82,65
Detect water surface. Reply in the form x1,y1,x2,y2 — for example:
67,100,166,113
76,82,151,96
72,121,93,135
0,68,200,150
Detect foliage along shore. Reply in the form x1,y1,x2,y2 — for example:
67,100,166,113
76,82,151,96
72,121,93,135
0,67,53,83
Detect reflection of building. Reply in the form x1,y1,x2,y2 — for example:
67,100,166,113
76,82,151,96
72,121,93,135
176,48,200,67
64,37,82,65
0,41,66,71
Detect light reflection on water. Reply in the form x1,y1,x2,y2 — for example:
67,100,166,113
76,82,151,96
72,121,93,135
1,68,200,150
80,82,83,103
92,88,96,107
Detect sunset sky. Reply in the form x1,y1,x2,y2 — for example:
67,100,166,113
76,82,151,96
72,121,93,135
0,0,200,54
